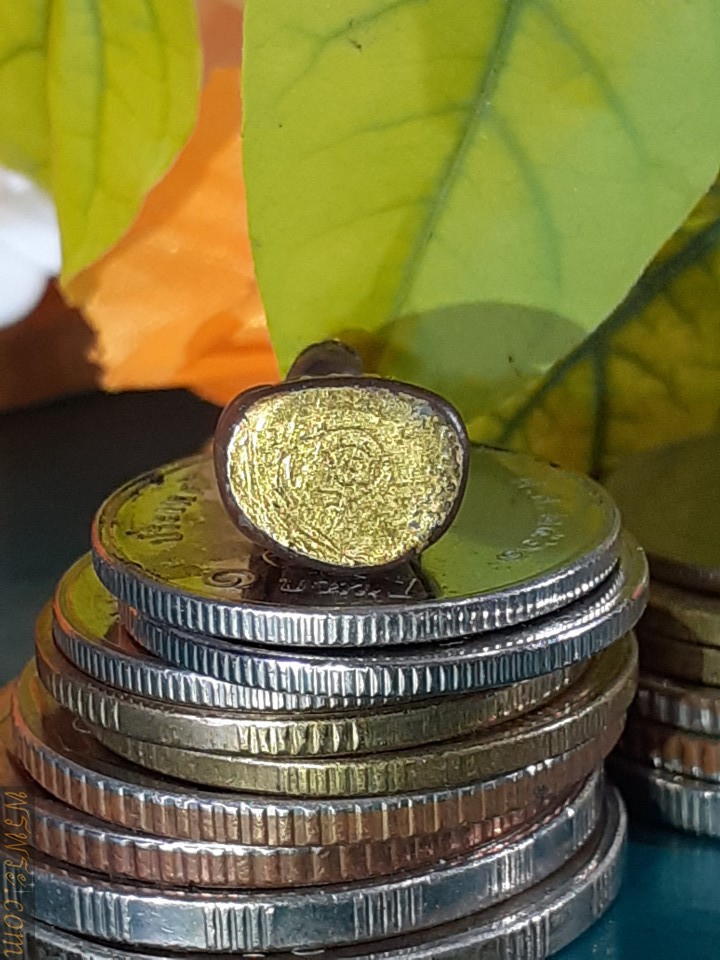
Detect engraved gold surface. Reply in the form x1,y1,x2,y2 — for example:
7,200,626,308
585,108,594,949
37,604,585,757
95,636,637,797
224,384,465,568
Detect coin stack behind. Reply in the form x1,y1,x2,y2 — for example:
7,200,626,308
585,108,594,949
4,443,647,959
607,433,720,838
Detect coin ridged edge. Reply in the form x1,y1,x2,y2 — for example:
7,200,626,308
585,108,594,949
20,789,625,960
90,459,622,646
90,636,638,796
636,673,720,736
12,674,624,844
15,776,603,951
610,754,720,837
38,619,584,758
621,713,720,783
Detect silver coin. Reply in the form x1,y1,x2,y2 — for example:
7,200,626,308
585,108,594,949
38,604,585,758
21,787,625,960
610,754,720,837
636,672,720,737
12,667,622,845
15,775,602,952
53,554,365,712
92,450,621,647
122,533,646,699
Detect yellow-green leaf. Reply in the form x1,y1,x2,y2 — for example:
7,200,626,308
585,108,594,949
243,0,720,392
473,180,720,475
0,1,201,278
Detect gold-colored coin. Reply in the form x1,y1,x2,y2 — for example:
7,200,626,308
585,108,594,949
37,605,585,757
215,378,468,570
13,664,622,844
621,713,720,783
96,635,637,797
644,581,720,648
638,628,720,686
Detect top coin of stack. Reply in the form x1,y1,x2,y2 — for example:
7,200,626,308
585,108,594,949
5,348,648,959
607,432,720,836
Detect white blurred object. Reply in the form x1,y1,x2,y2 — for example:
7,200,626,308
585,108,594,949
0,167,61,328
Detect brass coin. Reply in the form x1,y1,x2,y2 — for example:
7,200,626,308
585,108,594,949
96,636,637,797
644,581,720,648
214,374,469,571
638,628,720,686
37,604,583,757
13,663,623,845
636,672,720,736
0,699,557,888
621,713,720,783
606,433,720,593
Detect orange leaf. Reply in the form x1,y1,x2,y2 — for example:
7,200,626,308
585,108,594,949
64,66,278,406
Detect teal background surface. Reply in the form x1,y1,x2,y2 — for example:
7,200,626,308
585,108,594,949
0,391,718,958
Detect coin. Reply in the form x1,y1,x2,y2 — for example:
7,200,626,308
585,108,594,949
92,448,621,646
0,708,554,889
21,788,625,960
621,713,720,783
12,666,623,844
606,433,720,593
643,580,720,648
636,672,720,736
16,777,602,951
53,554,364,713
637,627,720,686
214,373,469,571
94,636,636,796
38,604,584,758
124,535,645,706
610,754,720,837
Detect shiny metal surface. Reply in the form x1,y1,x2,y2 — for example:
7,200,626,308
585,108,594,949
38,603,584,757
215,379,468,570
53,555,367,713
92,448,621,646
12,666,622,843
93,636,637,796
621,713,720,783
122,532,644,699
611,754,720,837
19,776,603,951
636,672,720,736
21,788,625,960
0,704,554,888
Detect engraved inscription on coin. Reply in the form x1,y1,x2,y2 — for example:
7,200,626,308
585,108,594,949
215,380,468,570
92,447,622,645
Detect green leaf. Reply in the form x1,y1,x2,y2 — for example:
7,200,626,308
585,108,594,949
0,0,201,278
243,0,720,389
472,179,720,475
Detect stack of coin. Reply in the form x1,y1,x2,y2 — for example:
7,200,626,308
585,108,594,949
3,441,648,959
607,433,720,838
